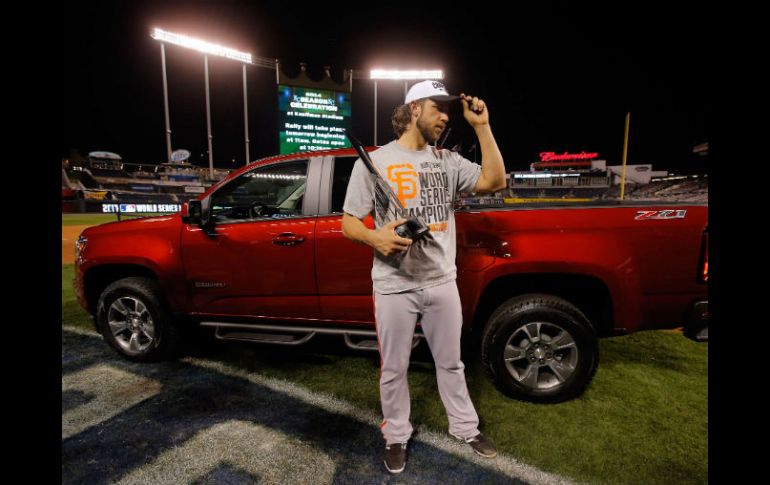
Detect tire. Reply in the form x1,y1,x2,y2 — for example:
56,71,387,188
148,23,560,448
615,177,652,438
96,277,180,362
481,294,599,403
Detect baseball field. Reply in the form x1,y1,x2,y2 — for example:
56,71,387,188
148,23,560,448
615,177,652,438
62,213,708,485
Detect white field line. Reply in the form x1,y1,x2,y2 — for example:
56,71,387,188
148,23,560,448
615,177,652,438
63,326,587,485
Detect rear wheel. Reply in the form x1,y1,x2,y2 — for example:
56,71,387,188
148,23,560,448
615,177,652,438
481,294,599,403
96,277,179,362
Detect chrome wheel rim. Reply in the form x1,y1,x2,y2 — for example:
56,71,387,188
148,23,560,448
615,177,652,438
503,321,578,390
107,296,156,354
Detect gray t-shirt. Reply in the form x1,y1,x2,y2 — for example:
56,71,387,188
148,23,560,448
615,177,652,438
342,140,482,294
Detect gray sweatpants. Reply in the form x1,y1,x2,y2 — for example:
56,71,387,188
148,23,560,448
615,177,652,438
374,280,480,445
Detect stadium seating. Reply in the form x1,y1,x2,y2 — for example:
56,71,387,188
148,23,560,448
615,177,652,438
90,168,132,178
599,178,708,202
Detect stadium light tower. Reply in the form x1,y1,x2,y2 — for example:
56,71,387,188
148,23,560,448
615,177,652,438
370,69,443,145
151,28,254,178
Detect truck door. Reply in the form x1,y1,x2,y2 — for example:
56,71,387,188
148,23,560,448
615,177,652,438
181,158,321,319
315,155,377,322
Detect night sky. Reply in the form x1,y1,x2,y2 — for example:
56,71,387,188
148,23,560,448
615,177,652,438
60,1,708,174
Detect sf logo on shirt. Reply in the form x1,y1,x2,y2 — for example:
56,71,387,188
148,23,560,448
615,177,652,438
387,164,418,207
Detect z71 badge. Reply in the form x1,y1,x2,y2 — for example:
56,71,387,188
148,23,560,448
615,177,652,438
635,210,687,220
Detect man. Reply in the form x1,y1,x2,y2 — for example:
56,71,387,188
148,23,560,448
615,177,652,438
341,80,506,474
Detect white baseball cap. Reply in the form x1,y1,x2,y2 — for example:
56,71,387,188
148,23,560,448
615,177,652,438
404,80,459,104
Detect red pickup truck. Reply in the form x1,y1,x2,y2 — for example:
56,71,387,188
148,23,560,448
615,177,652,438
73,148,708,403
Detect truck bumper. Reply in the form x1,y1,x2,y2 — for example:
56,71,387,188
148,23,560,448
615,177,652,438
684,300,708,342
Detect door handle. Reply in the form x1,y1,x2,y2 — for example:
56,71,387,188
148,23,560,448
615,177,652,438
272,232,305,246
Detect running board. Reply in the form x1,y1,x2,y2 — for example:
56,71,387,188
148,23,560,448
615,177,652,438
342,334,421,351
201,321,423,350
214,327,316,346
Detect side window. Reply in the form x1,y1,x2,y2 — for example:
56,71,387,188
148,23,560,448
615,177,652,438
330,156,357,214
211,160,308,222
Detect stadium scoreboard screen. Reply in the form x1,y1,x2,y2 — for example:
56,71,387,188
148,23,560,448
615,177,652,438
278,85,352,154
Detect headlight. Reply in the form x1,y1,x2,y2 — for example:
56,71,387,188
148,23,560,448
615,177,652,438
75,235,88,261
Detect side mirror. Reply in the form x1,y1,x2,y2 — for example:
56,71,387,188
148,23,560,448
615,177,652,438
200,197,212,228
185,198,215,234
184,200,202,224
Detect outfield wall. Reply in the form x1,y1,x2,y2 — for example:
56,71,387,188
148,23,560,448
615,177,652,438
63,195,183,214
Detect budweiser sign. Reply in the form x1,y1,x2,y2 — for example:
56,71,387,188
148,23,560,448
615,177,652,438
539,151,599,162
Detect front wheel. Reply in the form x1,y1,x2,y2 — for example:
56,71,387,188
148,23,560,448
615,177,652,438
481,294,599,403
96,277,179,362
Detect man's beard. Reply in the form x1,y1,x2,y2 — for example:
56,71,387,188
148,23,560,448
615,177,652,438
416,114,442,144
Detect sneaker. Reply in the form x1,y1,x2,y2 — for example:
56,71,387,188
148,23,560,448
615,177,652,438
384,442,407,473
450,432,497,458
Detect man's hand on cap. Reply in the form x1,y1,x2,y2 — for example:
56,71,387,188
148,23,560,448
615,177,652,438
461,93,489,126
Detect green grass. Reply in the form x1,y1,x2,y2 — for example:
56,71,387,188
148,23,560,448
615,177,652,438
62,264,95,330
62,263,707,485
62,214,121,226
62,213,173,226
